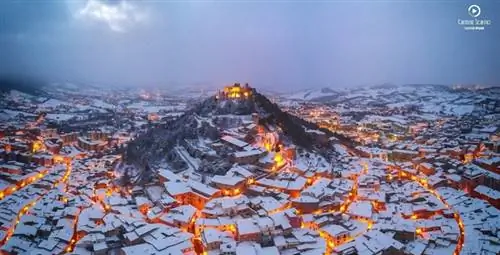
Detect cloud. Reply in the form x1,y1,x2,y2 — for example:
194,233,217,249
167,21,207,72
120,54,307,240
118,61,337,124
75,0,147,32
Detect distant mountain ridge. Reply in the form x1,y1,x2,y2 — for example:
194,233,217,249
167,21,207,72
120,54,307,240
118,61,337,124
0,76,48,97
284,87,340,101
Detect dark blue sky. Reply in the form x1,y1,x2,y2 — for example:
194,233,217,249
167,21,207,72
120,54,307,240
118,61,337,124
0,0,498,90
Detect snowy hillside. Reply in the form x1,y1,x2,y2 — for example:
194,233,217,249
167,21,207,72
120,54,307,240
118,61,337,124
282,84,499,117
284,88,339,101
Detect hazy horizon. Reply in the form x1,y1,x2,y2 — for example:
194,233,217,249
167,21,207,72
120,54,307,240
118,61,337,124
1,0,498,90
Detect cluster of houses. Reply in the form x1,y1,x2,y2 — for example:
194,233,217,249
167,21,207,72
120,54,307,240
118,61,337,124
0,84,499,255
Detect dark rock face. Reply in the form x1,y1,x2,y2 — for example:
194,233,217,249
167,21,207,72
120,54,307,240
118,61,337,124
254,92,334,150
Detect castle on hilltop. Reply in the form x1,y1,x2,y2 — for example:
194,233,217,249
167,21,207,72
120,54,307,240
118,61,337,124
217,83,254,100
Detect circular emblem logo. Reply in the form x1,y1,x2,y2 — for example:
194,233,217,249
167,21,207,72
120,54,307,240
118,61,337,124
468,4,481,18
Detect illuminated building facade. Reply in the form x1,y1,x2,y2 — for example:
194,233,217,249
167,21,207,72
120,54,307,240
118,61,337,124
217,83,253,100
60,132,78,145
77,137,107,152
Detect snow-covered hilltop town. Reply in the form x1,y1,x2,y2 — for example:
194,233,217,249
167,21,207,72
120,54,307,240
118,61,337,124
0,82,498,255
